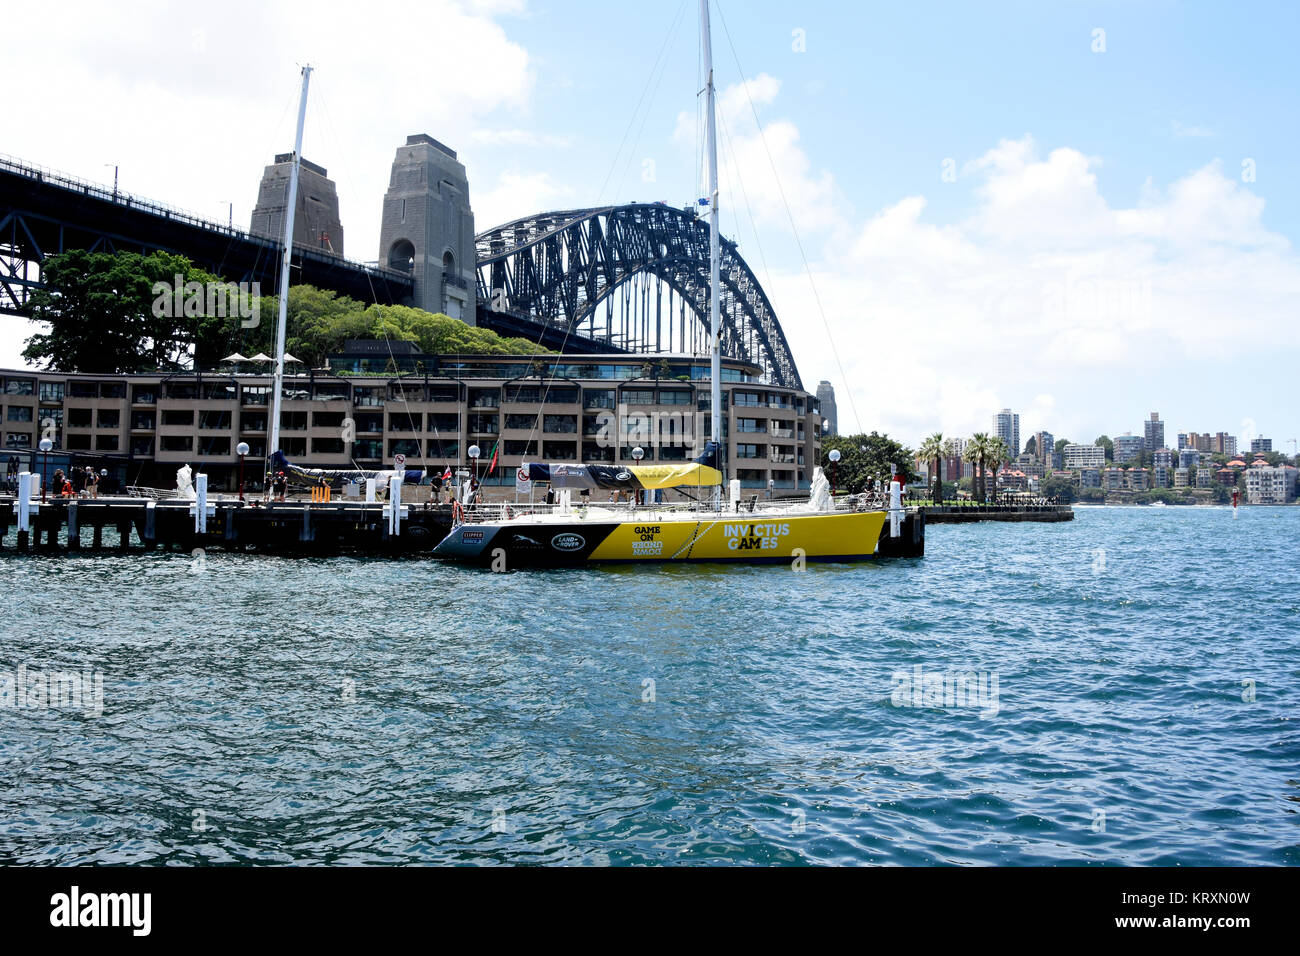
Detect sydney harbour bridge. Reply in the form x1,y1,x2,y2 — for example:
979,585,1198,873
0,152,802,389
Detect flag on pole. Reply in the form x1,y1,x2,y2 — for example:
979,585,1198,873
487,441,499,476
440,465,452,482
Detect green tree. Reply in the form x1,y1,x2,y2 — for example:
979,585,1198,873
986,436,1010,500
1095,435,1114,462
964,432,993,502
918,432,945,503
819,432,916,493
23,249,230,372
1040,474,1078,503
1024,434,1037,458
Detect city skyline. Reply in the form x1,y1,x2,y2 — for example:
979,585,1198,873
2,1,1298,446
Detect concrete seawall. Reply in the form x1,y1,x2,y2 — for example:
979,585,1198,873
921,505,1074,524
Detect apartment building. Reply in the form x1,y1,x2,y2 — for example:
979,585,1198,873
1,352,823,494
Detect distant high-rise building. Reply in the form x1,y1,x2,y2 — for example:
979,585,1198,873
1178,447,1200,469
994,408,1020,457
1251,437,1272,454
816,382,838,436
250,153,344,255
1114,433,1144,464
1063,444,1106,470
1144,412,1164,452
1033,430,1054,464
1212,432,1238,457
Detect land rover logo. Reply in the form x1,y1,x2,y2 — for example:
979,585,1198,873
551,533,585,552
616,471,631,481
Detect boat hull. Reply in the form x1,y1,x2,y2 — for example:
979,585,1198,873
435,509,920,566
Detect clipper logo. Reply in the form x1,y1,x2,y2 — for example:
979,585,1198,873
460,530,485,542
551,533,585,552
50,886,151,936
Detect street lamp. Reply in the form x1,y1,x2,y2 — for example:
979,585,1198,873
631,446,645,505
236,442,250,501
104,164,119,201
38,438,53,501
828,447,841,497
468,444,481,483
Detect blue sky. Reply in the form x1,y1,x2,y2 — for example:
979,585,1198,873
4,0,1297,449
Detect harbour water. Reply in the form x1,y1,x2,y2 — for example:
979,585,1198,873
1,506,1296,865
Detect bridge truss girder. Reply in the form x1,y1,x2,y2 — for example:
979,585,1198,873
475,204,802,389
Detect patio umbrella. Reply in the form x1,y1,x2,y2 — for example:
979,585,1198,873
221,352,249,363
248,352,273,362
282,353,303,364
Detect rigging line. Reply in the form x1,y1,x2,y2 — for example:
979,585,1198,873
716,104,777,307
595,0,688,206
714,0,862,432
611,1,688,202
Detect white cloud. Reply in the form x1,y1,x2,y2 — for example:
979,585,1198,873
2,0,535,268
763,136,1300,445
474,170,573,231
470,129,571,149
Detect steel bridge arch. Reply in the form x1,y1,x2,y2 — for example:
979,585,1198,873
474,204,802,389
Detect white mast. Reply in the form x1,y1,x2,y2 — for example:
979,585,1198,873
700,0,723,504
269,64,312,457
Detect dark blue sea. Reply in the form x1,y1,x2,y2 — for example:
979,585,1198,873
1,505,1296,865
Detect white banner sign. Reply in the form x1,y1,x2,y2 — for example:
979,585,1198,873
515,465,531,494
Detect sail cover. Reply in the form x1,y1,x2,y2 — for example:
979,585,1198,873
268,450,435,488
523,441,722,491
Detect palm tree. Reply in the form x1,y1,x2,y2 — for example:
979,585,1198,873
919,432,945,504
965,432,991,502
986,436,1009,503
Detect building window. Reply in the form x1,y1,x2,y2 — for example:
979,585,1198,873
280,412,308,431
280,437,306,456
468,388,499,409
132,386,157,405
131,436,154,456
737,418,765,433
97,409,120,429
545,387,578,405
38,382,64,403
582,442,614,462
163,383,198,400
354,413,383,433
659,390,691,405
68,408,92,427
95,434,120,451
4,378,34,395
504,440,536,457
429,413,460,433
162,409,194,427
353,439,382,460
100,382,127,399
543,415,577,434
66,434,92,450
622,389,654,405
504,413,538,431
388,439,422,459
68,381,98,398
427,385,460,403
240,412,267,433
312,437,345,454
131,411,155,430
353,387,384,408
6,406,33,422
584,390,616,410
543,440,577,460
199,410,232,430
313,411,346,429
388,414,420,432
5,432,33,448
468,413,498,435
240,386,270,406
160,435,193,452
